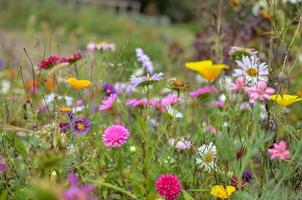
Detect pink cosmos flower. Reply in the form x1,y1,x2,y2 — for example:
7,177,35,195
190,86,217,98
99,94,118,111
38,55,61,69
268,140,290,160
161,94,182,106
245,81,275,101
209,101,225,108
155,174,182,200
102,124,130,148
230,76,246,92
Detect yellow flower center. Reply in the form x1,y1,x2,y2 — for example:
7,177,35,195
203,152,214,163
77,124,84,130
246,67,257,77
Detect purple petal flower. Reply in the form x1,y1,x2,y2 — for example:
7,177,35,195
135,48,153,73
59,123,70,133
0,156,6,172
73,117,91,135
129,72,163,88
102,83,116,96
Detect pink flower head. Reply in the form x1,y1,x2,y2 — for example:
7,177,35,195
190,86,217,98
0,156,6,172
61,53,82,63
38,55,61,69
102,124,130,148
207,125,217,134
99,94,118,111
169,138,191,150
161,94,182,106
230,76,246,92
155,174,182,200
268,140,290,160
126,98,149,108
246,81,275,101
209,101,225,108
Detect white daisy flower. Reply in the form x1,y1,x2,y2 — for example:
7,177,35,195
234,56,268,86
196,142,217,171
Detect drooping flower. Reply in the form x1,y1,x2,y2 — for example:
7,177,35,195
102,83,116,96
210,185,236,199
169,138,191,150
166,106,183,118
155,174,182,200
196,142,217,171
161,94,182,106
0,156,6,172
230,76,246,93
73,117,91,135
270,94,302,107
185,60,228,82
38,55,61,69
129,72,163,88
61,53,82,63
67,78,91,89
135,48,153,74
229,46,258,60
62,173,96,200
99,94,118,111
268,140,290,160
190,85,218,98
102,124,130,148
233,56,268,85
245,81,275,100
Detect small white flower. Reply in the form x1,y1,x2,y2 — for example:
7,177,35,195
196,142,217,171
234,56,268,86
1,80,11,94
166,106,183,118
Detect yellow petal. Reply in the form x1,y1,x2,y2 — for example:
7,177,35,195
271,94,302,107
226,186,236,196
67,77,91,89
185,60,213,72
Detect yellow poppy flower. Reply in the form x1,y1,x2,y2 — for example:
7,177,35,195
59,106,71,113
270,94,302,107
185,60,228,82
66,77,91,89
210,185,236,199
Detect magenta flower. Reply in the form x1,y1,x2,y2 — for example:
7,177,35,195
61,53,82,63
161,94,182,106
99,94,118,111
62,173,96,200
155,174,182,200
73,117,91,135
126,99,149,108
102,124,130,148
230,76,246,92
0,156,6,172
38,55,61,69
190,86,217,98
245,81,275,101
102,83,116,96
268,140,290,160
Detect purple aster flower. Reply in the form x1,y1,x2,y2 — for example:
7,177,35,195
62,173,96,200
242,170,252,182
73,117,91,135
129,72,163,88
135,48,153,73
114,82,134,95
0,156,6,172
102,83,116,96
59,123,70,133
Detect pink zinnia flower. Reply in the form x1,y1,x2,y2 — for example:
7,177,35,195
245,81,275,101
268,140,290,160
161,94,182,106
209,101,225,108
155,174,182,200
99,94,118,111
102,124,130,148
230,76,246,92
190,86,217,98
38,55,61,69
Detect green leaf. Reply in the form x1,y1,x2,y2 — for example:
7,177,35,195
183,190,194,200
0,190,8,200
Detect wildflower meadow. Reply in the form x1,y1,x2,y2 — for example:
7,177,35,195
1,0,302,199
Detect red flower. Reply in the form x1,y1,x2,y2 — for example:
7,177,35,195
155,174,182,200
38,55,61,69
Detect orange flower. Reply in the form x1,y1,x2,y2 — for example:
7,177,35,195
59,106,71,113
66,77,91,89
27,79,40,93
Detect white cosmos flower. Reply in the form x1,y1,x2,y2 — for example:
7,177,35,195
196,142,217,171
234,56,268,86
166,106,183,118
